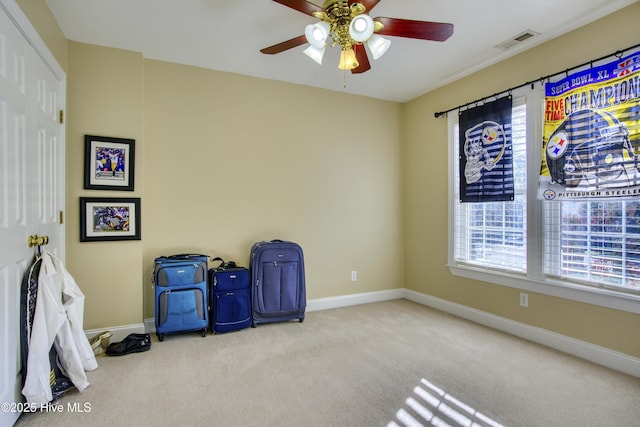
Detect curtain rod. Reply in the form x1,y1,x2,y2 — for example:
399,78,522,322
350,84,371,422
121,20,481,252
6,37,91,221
434,41,640,118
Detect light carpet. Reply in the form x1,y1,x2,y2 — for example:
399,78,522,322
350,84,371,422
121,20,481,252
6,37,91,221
14,299,640,427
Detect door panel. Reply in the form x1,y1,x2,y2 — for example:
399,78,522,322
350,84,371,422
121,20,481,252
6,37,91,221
0,2,65,426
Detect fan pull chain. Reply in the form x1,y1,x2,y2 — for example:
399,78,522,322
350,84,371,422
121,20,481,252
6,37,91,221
343,69,348,88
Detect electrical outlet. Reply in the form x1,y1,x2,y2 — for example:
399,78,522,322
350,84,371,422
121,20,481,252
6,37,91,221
520,293,528,308
351,271,358,281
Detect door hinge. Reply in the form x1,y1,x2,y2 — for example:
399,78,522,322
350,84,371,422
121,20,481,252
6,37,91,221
59,210,64,224
59,110,64,124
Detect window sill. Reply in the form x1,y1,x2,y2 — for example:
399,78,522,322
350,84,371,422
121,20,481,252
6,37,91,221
448,263,640,315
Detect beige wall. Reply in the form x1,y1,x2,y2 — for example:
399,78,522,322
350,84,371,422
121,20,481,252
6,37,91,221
59,45,403,327
141,60,403,319
18,1,640,358
16,0,403,328
16,0,67,70
404,2,640,358
63,42,146,328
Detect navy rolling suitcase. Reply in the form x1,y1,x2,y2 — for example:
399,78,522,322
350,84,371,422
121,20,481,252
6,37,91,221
250,240,306,327
154,254,209,341
208,258,251,334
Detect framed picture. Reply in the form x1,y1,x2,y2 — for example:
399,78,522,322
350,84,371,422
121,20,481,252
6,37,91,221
80,197,141,242
84,135,135,191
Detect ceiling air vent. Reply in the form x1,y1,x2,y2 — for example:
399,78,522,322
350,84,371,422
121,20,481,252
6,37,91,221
495,30,540,50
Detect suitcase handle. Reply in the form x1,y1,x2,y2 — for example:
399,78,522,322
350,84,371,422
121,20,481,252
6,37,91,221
153,254,208,284
166,253,209,260
211,257,238,269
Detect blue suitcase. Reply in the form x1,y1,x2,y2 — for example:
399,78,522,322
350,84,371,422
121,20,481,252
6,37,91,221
154,254,209,341
250,240,306,327
208,258,251,334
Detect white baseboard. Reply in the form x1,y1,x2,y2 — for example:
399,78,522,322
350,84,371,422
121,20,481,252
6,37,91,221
403,289,640,378
85,323,146,344
306,288,405,312
141,288,404,333
126,287,639,378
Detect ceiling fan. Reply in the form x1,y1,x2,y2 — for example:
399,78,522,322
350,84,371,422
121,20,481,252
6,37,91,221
260,0,454,74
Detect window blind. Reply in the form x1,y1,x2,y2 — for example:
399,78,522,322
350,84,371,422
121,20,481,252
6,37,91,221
543,199,640,295
454,99,527,273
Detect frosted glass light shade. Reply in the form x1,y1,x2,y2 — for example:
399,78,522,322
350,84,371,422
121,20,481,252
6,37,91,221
367,34,391,60
305,21,330,48
338,48,359,70
349,14,374,42
303,45,325,65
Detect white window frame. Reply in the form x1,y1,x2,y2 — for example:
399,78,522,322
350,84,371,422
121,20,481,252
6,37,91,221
447,85,640,315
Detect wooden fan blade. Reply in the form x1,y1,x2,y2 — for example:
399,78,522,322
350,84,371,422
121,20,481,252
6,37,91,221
260,35,308,54
351,44,371,74
272,0,324,16
374,17,454,41
349,0,381,12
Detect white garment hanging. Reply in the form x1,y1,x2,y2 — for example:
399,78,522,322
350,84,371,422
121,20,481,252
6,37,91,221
22,250,98,405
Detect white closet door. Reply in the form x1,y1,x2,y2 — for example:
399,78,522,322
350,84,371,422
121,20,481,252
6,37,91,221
0,1,65,425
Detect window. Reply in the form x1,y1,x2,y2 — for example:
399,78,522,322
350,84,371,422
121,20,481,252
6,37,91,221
449,87,640,312
454,99,527,273
544,200,640,293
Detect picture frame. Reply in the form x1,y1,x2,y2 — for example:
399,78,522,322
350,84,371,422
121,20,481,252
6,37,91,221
80,197,141,242
84,135,135,191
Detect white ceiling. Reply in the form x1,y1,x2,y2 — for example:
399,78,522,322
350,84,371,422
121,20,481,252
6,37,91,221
45,0,638,103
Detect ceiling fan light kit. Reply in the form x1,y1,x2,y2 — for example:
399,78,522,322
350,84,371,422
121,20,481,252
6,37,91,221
262,0,454,75
303,1,388,70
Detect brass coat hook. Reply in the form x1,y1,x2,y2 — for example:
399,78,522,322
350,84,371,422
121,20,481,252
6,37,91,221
27,235,49,248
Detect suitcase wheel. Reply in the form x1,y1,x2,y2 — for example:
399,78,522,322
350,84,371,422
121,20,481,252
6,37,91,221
201,329,207,337
299,317,304,323
157,333,164,342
